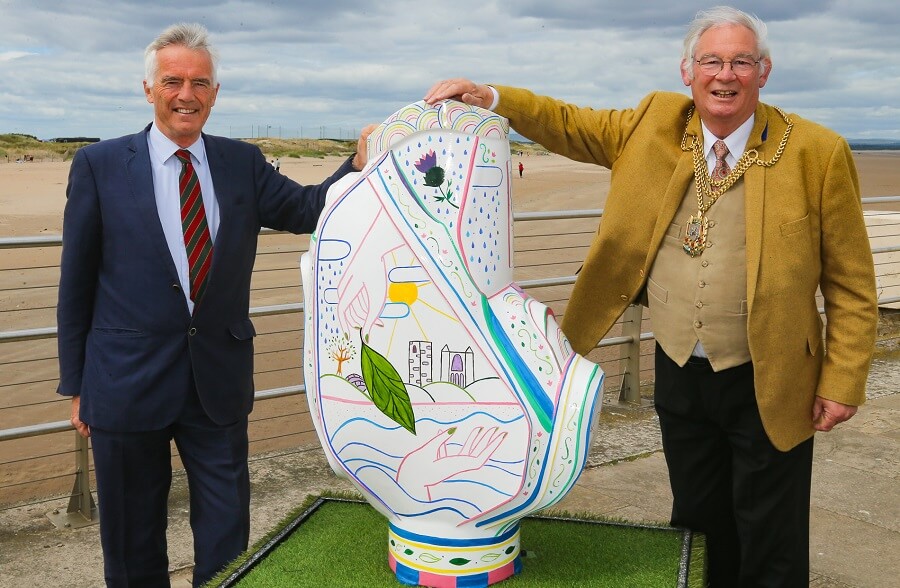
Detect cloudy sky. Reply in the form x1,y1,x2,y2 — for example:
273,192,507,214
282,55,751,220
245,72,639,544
2,0,898,142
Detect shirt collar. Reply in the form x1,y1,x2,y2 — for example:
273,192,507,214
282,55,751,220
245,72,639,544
147,123,207,167
701,114,755,161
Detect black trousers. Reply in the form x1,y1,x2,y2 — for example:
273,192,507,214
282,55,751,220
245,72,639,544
654,345,814,588
91,387,250,588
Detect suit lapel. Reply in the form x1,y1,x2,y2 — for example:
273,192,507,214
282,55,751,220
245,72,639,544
744,104,774,311
203,135,231,289
126,127,181,284
647,112,701,260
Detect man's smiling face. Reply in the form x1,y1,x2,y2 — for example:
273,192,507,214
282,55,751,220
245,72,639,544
681,23,771,138
144,44,219,147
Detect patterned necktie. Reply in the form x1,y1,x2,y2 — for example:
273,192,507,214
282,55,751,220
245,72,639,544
711,139,731,181
175,149,213,304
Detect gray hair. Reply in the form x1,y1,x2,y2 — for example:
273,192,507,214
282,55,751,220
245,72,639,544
681,6,770,80
144,23,219,87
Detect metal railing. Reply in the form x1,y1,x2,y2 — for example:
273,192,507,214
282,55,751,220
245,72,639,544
2,199,899,526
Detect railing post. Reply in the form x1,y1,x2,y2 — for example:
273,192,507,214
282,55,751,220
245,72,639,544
47,432,98,529
617,304,644,405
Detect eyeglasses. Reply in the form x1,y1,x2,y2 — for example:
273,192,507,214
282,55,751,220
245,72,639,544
695,56,760,77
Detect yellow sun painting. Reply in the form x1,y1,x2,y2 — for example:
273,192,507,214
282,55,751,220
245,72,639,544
388,281,419,306
380,255,459,357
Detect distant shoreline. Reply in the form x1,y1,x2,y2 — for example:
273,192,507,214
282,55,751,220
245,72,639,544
848,144,900,151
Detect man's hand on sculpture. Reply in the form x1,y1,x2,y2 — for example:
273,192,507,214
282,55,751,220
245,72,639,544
424,79,493,109
352,124,378,171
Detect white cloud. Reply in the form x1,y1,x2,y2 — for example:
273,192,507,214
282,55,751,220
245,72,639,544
0,51,36,61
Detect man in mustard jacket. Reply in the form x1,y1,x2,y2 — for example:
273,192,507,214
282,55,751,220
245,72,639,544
426,6,878,586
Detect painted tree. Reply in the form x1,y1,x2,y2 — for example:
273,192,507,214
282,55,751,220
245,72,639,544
326,334,357,376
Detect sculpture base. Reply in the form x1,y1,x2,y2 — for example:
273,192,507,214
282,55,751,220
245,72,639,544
387,522,522,587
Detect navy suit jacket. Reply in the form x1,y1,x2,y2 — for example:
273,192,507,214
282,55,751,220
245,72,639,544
57,125,356,431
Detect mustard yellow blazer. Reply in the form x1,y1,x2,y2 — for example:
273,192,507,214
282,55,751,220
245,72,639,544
494,86,878,450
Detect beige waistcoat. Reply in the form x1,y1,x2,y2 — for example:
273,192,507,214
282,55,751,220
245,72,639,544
647,179,750,371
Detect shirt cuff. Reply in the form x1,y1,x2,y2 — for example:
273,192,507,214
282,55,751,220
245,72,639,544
487,85,500,111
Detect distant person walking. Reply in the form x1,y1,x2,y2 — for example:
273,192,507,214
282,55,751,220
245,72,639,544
274,157,281,173
518,161,524,177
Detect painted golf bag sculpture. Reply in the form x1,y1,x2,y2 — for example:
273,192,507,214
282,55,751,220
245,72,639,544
301,100,604,587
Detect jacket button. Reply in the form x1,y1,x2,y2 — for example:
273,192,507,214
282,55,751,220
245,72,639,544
620,294,628,300
693,320,703,328
172,283,181,292
699,280,706,288
701,260,709,268
189,327,197,336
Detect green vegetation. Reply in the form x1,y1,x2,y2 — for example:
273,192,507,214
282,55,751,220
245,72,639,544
0,133,91,162
510,141,549,156
245,138,359,159
0,133,361,162
0,132,549,163
210,494,704,587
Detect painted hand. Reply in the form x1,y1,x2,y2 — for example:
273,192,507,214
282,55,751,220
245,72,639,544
335,208,404,337
396,426,507,501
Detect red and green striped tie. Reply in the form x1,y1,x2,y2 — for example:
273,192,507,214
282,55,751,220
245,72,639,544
175,149,213,305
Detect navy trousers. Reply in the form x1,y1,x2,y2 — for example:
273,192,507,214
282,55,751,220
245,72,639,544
654,345,814,588
90,388,250,587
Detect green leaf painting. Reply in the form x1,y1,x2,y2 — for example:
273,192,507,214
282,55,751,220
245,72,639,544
360,334,417,435
418,553,441,564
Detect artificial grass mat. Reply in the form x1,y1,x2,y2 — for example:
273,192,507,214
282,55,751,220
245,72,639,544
213,494,705,587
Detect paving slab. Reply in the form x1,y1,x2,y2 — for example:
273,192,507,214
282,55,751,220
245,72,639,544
559,452,674,524
809,505,900,588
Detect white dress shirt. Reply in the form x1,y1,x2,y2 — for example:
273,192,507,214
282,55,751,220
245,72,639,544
701,115,754,176
147,124,220,313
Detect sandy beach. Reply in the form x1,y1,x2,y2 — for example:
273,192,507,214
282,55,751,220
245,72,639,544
2,150,899,237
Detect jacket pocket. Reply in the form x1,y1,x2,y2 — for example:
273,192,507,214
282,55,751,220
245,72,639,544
228,319,257,340
780,214,810,237
665,222,681,240
93,326,144,337
647,277,668,304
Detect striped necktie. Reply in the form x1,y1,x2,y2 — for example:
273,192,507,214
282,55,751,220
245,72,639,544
711,139,731,181
175,149,213,305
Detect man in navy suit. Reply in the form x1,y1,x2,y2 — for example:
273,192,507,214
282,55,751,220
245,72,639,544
56,22,371,587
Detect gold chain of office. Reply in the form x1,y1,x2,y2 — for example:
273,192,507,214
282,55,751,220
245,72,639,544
680,104,794,213
678,104,793,256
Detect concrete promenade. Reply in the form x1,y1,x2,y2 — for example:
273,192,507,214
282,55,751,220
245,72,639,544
1,357,897,587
